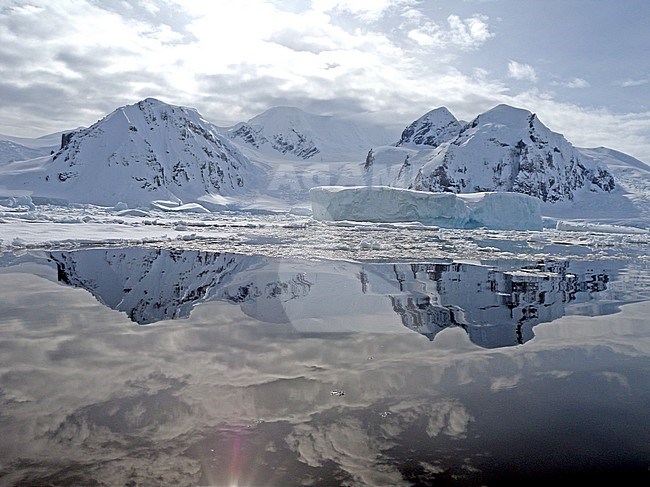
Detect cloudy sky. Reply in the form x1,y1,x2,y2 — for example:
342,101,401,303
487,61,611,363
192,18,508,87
1,0,649,161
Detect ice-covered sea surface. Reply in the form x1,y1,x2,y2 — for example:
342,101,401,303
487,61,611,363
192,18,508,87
1,205,649,485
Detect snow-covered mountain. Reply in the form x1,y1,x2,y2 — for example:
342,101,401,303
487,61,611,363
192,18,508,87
576,146,650,223
222,106,393,162
2,99,647,219
0,130,68,165
0,139,53,164
366,104,616,204
0,99,263,207
0,130,70,150
578,146,650,172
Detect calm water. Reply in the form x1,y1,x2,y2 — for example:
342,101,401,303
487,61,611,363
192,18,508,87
0,247,649,485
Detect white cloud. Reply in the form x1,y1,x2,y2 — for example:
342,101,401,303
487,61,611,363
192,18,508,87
619,78,649,88
565,77,590,89
0,0,505,134
507,60,538,82
447,14,494,47
0,0,649,163
407,14,494,50
311,0,415,22
550,77,590,89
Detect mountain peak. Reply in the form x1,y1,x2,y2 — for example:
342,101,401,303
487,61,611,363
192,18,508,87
255,105,310,116
248,106,323,130
140,97,166,104
424,106,456,120
472,104,533,126
396,106,461,148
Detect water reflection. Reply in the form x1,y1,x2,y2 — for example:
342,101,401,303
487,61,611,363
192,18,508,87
0,248,648,485
37,247,620,348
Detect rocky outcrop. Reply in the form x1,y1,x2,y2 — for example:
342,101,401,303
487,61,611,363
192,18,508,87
396,107,462,148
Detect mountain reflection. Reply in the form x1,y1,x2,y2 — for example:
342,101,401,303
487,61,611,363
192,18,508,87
44,247,615,348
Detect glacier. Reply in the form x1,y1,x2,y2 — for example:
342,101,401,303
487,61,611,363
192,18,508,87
310,185,542,230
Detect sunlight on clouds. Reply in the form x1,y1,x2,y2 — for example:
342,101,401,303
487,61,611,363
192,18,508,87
174,1,387,79
1,0,648,163
5,3,45,15
0,0,519,127
169,1,430,116
181,1,279,56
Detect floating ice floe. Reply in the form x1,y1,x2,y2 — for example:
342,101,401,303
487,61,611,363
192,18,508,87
150,200,211,213
0,195,36,210
556,220,648,234
116,208,150,217
310,185,542,231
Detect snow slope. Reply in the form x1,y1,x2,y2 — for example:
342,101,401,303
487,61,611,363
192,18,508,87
0,99,264,208
0,129,84,166
0,140,53,164
0,130,72,150
538,146,650,224
0,130,73,166
578,147,650,222
222,106,393,163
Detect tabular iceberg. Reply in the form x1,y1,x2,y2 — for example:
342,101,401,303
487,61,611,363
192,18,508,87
310,185,542,230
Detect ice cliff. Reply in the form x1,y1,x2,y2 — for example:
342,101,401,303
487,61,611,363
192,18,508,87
310,185,542,230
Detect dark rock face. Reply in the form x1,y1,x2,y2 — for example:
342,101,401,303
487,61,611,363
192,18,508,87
396,107,462,148
60,131,75,150
271,129,320,159
228,122,321,160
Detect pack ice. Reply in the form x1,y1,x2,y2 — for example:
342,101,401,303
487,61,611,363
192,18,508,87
310,185,542,230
